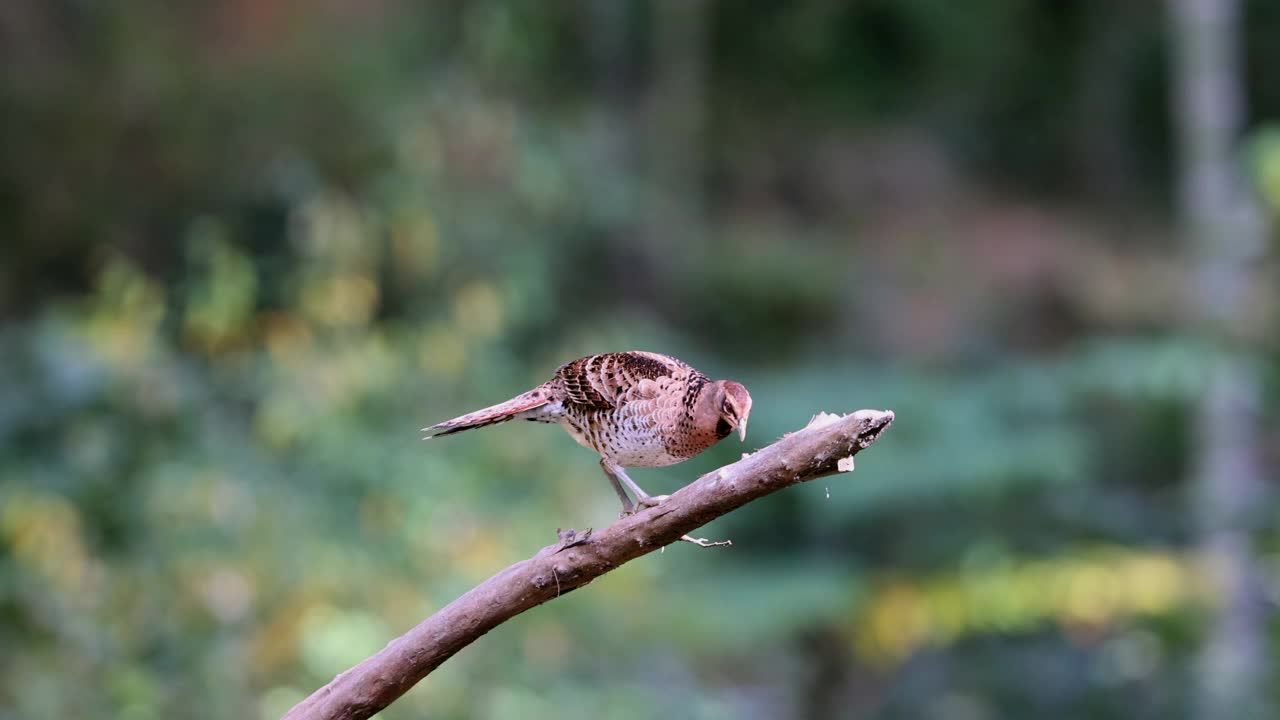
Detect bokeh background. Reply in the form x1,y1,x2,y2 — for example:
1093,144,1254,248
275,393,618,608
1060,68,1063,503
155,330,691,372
3,2,1279,719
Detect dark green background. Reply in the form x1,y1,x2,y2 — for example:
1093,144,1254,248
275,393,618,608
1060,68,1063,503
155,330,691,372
2,2,1278,719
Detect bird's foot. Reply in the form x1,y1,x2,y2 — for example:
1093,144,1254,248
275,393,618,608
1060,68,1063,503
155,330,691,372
637,493,670,508
617,494,669,518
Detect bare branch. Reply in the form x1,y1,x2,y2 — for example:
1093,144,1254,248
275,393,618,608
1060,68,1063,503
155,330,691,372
284,409,895,720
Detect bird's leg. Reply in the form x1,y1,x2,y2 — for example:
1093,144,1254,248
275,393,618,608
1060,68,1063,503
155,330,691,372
600,458,668,513
599,459,636,516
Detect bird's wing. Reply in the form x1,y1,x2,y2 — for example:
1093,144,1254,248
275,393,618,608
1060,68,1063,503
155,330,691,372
553,351,690,410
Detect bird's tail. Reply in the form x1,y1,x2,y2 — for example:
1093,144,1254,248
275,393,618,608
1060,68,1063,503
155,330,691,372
421,386,552,439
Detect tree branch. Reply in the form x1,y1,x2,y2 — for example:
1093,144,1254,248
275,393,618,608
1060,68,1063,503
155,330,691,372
284,409,896,720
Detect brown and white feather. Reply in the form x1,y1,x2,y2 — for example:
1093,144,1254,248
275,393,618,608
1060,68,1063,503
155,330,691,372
422,351,749,470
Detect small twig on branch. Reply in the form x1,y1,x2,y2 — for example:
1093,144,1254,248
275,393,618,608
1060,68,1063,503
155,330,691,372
678,534,732,548
284,409,895,720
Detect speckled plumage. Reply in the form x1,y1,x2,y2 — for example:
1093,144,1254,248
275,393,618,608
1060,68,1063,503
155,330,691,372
422,351,753,513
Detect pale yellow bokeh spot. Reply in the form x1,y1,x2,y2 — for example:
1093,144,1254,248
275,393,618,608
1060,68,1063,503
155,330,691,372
867,583,931,666
390,208,440,278
300,273,379,328
1125,555,1189,613
452,281,503,338
852,548,1201,668
1,490,91,594
83,257,166,369
261,312,314,368
293,191,372,263
925,583,969,643
297,604,390,678
419,324,466,381
1254,132,1280,212
259,686,306,720
183,218,257,352
1062,563,1115,625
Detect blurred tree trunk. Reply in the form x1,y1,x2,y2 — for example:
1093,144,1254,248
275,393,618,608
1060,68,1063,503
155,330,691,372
1169,0,1270,718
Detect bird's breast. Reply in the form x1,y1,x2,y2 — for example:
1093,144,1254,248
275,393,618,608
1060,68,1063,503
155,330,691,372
557,409,671,467
553,381,724,467
600,442,686,468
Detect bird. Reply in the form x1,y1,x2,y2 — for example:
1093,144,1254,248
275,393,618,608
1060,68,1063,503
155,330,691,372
421,351,753,515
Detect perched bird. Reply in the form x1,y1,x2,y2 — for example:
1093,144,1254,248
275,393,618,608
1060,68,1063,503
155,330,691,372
422,351,753,514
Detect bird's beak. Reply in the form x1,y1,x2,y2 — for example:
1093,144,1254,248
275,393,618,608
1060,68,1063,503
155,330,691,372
736,417,748,442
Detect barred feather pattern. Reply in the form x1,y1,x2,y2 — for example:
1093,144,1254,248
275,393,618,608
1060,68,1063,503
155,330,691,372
422,351,738,468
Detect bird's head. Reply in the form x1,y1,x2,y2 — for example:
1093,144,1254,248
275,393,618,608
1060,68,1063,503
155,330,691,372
707,379,752,442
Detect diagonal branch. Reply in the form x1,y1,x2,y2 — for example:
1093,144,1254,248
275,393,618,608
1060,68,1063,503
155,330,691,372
284,409,895,720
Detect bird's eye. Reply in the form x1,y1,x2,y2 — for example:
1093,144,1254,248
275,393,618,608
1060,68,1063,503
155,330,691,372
715,418,732,437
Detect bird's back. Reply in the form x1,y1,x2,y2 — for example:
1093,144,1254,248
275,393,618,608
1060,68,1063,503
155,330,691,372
545,352,716,467
423,351,731,467
422,350,749,512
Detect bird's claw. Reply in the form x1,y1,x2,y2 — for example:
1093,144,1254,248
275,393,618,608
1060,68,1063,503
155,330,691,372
617,494,669,518
637,494,670,508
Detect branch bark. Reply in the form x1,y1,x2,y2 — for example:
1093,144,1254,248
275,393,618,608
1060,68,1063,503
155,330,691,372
284,409,896,720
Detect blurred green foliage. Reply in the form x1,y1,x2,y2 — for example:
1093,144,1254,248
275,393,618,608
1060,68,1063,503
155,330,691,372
2,2,1279,719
